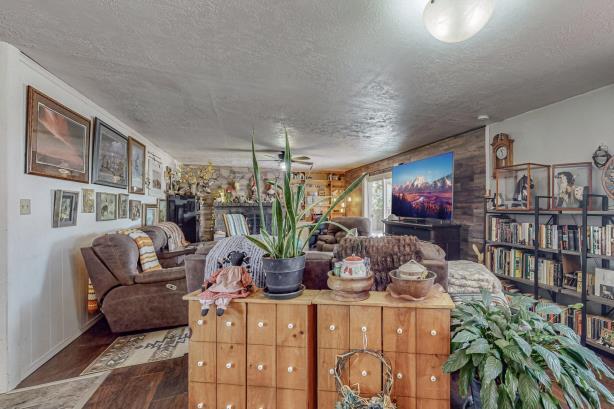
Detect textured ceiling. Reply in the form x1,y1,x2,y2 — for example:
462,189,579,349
2,0,614,170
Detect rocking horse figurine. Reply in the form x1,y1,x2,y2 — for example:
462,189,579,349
199,250,256,316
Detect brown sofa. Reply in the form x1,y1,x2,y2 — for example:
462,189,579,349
140,224,197,268
316,216,371,252
81,234,188,333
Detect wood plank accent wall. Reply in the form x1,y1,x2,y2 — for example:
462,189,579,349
343,128,486,260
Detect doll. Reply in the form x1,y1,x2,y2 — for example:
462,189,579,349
199,251,255,316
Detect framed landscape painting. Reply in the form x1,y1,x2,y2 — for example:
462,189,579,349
92,118,128,189
52,190,79,228
128,137,146,194
96,192,117,221
26,86,91,183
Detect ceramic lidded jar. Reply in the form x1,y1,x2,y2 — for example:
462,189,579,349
340,254,367,278
398,260,427,279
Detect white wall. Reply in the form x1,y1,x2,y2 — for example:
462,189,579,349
487,84,614,201
0,42,177,391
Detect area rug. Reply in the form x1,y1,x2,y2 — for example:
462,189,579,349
0,372,109,409
81,326,189,375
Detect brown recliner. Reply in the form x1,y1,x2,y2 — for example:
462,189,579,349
140,224,197,268
81,234,188,333
316,216,371,252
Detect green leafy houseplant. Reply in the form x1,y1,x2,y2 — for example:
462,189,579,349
443,291,614,409
246,129,366,259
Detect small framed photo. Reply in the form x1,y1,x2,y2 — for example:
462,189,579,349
595,268,614,300
143,203,158,226
96,192,118,221
118,193,129,219
158,198,167,222
82,188,95,213
551,162,592,210
92,119,128,189
52,190,79,228
129,199,142,221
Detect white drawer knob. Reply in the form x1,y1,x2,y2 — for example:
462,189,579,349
430,375,437,382
257,321,264,328
287,366,294,373
225,321,232,327
197,361,204,367
197,403,204,409
225,362,232,369
361,370,368,377
430,330,437,336
257,364,264,371
226,405,233,409
396,328,403,335
361,326,367,333
329,368,335,375
396,372,403,380
197,319,204,326
287,323,294,329
329,324,336,331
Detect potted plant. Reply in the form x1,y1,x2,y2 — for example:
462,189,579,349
443,291,614,409
246,130,366,297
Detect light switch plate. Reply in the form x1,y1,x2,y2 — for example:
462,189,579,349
20,199,31,215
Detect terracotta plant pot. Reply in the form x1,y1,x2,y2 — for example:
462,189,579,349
327,271,373,301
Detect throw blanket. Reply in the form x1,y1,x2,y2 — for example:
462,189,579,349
447,260,506,305
157,222,190,251
118,228,162,272
205,235,266,288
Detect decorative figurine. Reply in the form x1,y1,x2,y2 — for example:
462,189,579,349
199,251,256,316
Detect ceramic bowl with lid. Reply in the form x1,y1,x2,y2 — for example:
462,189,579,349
398,259,428,279
340,254,368,278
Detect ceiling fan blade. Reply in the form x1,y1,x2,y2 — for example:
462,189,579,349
292,160,314,166
292,155,311,161
208,148,281,154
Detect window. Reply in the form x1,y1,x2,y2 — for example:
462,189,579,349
364,172,392,235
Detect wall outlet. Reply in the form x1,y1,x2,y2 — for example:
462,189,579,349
20,199,31,215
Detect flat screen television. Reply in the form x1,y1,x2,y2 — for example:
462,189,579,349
391,152,454,221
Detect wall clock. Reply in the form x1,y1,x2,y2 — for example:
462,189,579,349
602,155,614,200
491,133,514,177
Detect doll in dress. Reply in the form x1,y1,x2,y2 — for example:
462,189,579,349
199,251,255,316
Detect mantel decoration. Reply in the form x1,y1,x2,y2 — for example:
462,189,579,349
165,163,215,197
248,129,366,298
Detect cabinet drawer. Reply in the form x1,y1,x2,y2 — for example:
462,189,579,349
247,344,276,387
317,349,348,392
318,391,338,408
190,302,216,342
276,346,307,390
317,305,349,350
217,303,246,344
189,382,215,409
349,352,382,396
382,307,415,353
394,397,416,409
217,343,245,385
247,386,276,409
277,389,307,409
386,352,416,398
189,342,216,383
276,304,308,347
247,304,276,346
349,306,381,349
217,384,245,409
416,355,449,400
416,309,450,355
417,399,449,409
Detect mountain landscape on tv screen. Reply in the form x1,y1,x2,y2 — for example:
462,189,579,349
392,173,453,220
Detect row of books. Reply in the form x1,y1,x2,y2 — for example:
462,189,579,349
586,225,614,256
538,224,579,251
490,218,534,246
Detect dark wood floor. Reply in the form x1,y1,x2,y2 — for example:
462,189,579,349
18,318,188,409
16,318,614,409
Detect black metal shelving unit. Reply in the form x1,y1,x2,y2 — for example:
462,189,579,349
482,193,614,358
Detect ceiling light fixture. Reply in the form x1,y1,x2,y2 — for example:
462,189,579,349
279,161,287,171
477,114,490,121
423,0,495,43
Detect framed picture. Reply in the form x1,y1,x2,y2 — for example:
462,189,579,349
595,268,614,300
52,190,79,228
96,192,118,221
92,118,128,188
143,203,158,226
129,199,142,221
148,154,163,196
551,162,592,210
26,86,91,183
118,193,129,219
82,188,95,213
158,198,167,222
128,137,146,194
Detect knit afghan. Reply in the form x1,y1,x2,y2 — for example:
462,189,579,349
118,228,162,272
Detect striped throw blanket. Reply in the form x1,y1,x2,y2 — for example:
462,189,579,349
118,228,162,272
223,214,250,236
157,222,190,251
205,235,266,287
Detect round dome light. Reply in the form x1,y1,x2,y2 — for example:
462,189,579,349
423,0,495,43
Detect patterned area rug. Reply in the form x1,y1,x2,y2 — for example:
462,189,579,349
0,372,109,409
81,326,189,375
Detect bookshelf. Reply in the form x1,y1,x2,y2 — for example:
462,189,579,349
483,192,614,357
291,171,346,220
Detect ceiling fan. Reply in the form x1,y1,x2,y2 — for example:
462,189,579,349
260,151,314,169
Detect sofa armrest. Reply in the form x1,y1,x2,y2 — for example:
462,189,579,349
158,247,197,259
317,234,336,244
134,266,185,284
185,254,207,292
